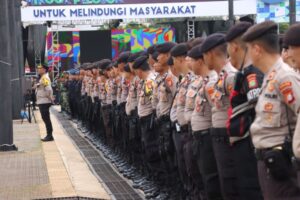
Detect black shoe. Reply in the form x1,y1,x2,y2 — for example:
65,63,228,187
41,135,54,142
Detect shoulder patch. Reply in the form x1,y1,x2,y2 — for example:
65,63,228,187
42,77,50,87
207,87,215,97
282,88,295,104
279,81,292,93
247,74,258,89
145,80,154,95
166,76,173,87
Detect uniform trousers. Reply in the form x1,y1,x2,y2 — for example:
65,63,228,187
157,117,177,186
172,124,189,192
38,103,53,136
128,111,141,165
102,105,113,146
257,154,300,200
211,127,239,200
232,137,263,200
183,126,204,199
140,114,161,177
194,129,222,200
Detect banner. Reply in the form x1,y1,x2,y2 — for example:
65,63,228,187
21,0,256,22
26,0,209,6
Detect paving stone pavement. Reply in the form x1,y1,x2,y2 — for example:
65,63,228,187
0,108,111,200
0,120,52,200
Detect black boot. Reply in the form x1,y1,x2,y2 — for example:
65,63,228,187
41,135,54,142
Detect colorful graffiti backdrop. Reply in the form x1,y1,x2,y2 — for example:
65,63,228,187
47,31,80,70
112,27,176,60
47,28,175,69
257,0,300,22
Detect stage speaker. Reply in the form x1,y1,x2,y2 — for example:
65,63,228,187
80,30,112,63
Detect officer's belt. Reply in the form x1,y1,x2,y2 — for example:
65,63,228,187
192,129,209,136
129,109,138,117
180,124,189,133
102,105,112,110
210,128,227,137
119,102,126,108
157,114,170,123
229,131,250,144
139,114,152,123
255,145,284,161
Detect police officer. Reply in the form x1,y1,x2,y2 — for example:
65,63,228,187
117,52,131,156
100,60,114,146
97,60,111,143
133,55,161,198
285,24,300,158
184,45,206,200
78,64,89,132
36,64,54,142
189,45,223,200
155,42,179,197
243,20,300,199
68,71,78,120
74,66,84,125
225,22,264,199
201,33,239,200
171,43,199,198
81,64,93,134
85,64,95,136
127,52,146,179
89,63,101,139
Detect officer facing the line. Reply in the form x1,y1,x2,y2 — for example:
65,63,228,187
35,64,54,142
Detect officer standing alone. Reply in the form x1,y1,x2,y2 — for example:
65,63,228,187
36,64,54,142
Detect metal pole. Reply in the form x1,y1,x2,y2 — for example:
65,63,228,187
290,0,296,25
10,0,24,119
0,0,17,151
228,0,234,26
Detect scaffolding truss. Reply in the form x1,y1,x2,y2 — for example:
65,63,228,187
187,19,195,40
50,30,60,83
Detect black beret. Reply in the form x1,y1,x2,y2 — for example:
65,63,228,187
189,37,204,48
80,63,90,70
99,59,112,70
167,56,174,66
156,42,177,53
139,51,148,57
225,22,252,42
171,43,189,57
128,52,142,63
124,63,131,73
284,23,300,47
201,33,226,54
94,61,102,69
133,56,148,70
90,63,98,69
112,61,118,68
152,51,159,62
147,44,157,55
85,64,94,70
242,21,278,42
117,51,131,64
188,45,203,59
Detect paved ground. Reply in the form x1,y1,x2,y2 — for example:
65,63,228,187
0,107,110,200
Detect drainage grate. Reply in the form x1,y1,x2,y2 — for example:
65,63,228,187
53,110,143,200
